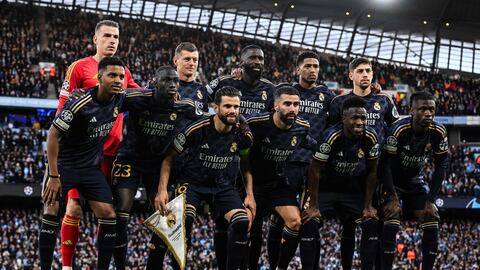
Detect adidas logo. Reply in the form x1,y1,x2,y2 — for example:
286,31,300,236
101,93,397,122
262,137,270,143
90,116,97,123
201,143,209,149
62,240,73,246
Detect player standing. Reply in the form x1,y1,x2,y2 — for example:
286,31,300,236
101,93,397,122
302,96,381,270
42,57,160,270
242,86,316,269
381,91,449,270
155,86,254,270
38,20,139,270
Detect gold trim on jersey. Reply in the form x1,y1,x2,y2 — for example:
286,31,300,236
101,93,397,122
184,119,210,136
247,114,270,123
326,129,343,145
365,129,378,145
393,123,412,137
71,95,93,113
65,59,82,81
175,100,195,107
295,118,310,128
125,90,153,98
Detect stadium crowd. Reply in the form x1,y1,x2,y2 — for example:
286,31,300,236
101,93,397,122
1,209,479,269
1,2,480,116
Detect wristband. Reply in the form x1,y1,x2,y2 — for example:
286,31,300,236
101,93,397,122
49,175,60,178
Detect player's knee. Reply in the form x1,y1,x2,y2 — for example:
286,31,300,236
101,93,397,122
148,234,167,250
96,206,116,219
285,215,302,231
43,202,59,216
229,211,249,236
66,199,83,218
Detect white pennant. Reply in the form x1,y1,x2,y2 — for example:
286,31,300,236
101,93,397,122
144,193,186,269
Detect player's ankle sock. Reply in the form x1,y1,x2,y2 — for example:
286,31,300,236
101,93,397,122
214,217,229,270
146,234,168,270
267,214,283,269
277,226,300,269
382,219,400,270
360,219,379,270
340,220,357,270
97,218,116,270
226,211,249,269
421,222,439,270
113,212,129,270
300,218,320,270
61,214,80,268
248,221,263,269
40,214,60,270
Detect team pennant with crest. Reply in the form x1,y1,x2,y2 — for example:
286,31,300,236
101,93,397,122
144,193,186,269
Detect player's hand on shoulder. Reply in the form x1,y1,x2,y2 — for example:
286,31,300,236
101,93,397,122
362,206,379,220
231,67,243,80
68,88,86,101
301,205,321,224
236,115,250,134
371,82,382,94
154,189,170,216
43,176,61,206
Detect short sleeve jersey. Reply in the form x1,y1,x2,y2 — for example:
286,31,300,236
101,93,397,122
178,80,209,113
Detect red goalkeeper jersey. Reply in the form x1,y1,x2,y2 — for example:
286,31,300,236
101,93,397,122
58,56,140,156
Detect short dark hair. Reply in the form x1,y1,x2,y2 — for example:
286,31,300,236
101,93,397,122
349,57,371,71
95,20,119,33
410,91,435,107
296,51,319,66
98,56,125,72
214,86,241,105
175,42,198,56
241,44,262,58
155,66,176,78
274,86,299,101
342,96,367,112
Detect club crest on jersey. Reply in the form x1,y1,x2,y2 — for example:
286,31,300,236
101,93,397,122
113,107,119,117
373,102,381,111
291,136,297,146
261,91,267,100
357,149,365,158
170,112,177,121
319,93,325,101
60,110,73,122
197,90,203,99
166,212,176,229
439,137,448,151
230,142,238,152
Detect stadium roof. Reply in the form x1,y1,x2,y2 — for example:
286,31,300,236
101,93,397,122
172,0,480,43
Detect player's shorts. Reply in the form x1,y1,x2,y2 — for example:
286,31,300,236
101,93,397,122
180,182,244,217
383,184,429,220
59,166,113,204
301,191,364,222
65,155,117,200
285,161,309,193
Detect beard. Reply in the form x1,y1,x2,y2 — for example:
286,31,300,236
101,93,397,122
280,112,296,125
243,64,263,80
218,113,238,126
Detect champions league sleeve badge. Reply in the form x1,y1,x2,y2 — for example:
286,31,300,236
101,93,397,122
144,194,187,270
